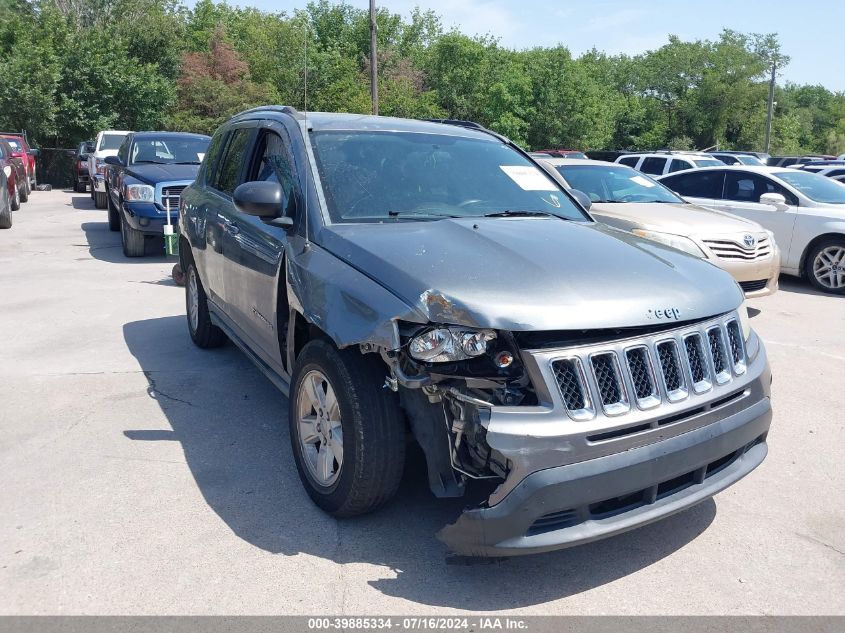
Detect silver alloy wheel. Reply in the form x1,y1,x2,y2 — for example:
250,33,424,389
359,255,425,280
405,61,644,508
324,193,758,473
187,267,200,333
296,370,343,487
812,245,845,290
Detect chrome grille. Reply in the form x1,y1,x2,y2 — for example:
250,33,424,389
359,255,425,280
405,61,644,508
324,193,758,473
161,185,187,213
702,235,771,261
552,359,588,411
548,313,747,422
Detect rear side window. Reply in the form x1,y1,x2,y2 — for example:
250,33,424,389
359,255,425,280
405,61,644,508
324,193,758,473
640,157,667,175
827,169,845,178
668,159,690,173
724,172,798,206
661,171,725,198
213,129,252,195
618,156,639,167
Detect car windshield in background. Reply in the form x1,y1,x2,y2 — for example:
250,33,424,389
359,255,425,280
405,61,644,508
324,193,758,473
5,139,22,151
100,134,127,150
693,159,725,167
775,170,845,204
309,131,587,223
131,137,210,165
557,164,684,204
737,155,764,165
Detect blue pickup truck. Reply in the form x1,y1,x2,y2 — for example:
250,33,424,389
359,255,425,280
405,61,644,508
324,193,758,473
105,131,210,257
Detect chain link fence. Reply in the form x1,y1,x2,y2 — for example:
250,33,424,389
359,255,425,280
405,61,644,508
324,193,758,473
36,147,77,189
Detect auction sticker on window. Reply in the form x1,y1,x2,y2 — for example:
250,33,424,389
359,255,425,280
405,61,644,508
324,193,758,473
630,175,656,188
500,165,559,191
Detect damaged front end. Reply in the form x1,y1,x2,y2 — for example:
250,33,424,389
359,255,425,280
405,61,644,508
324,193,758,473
378,312,772,558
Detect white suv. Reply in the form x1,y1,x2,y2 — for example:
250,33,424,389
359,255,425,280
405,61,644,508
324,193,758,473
88,130,131,209
616,151,724,177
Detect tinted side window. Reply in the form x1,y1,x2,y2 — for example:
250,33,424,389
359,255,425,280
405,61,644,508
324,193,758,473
668,159,690,173
618,156,639,167
662,171,725,198
250,131,297,217
640,157,667,175
117,137,131,164
827,169,845,178
724,172,798,206
201,130,227,186
214,129,251,195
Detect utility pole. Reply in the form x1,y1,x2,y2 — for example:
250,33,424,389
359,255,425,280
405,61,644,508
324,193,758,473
764,62,776,154
369,0,378,115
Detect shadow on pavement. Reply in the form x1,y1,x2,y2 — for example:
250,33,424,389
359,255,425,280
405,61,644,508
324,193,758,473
122,315,717,609
69,193,95,210
777,273,841,298
80,220,169,262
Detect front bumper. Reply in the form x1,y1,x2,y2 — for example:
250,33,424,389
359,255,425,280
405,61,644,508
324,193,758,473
439,393,770,556
709,245,781,298
122,202,179,235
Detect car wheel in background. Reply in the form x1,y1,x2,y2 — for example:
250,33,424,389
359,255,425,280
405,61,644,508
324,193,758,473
107,194,120,232
94,191,107,209
289,339,405,517
808,237,845,295
19,179,28,203
10,182,20,211
75,180,85,193
184,261,226,348
0,186,11,229
120,215,145,257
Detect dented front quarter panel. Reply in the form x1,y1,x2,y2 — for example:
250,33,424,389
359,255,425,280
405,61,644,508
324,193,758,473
286,235,427,350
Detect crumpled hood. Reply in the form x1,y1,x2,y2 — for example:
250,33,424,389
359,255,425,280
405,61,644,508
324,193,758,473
589,201,766,235
126,163,200,184
319,217,742,331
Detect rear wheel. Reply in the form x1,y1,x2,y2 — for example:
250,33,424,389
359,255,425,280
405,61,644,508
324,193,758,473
95,191,107,209
185,262,226,348
120,214,145,257
19,179,28,202
289,340,405,517
807,237,845,295
10,182,20,211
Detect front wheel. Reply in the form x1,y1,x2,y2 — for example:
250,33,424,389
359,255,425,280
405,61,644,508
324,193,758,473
120,215,145,257
808,237,845,295
289,340,405,517
10,183,20,211
95,191,107,209
0,187,11,229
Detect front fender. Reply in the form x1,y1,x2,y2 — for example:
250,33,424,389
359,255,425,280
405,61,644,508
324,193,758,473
286,238,427,351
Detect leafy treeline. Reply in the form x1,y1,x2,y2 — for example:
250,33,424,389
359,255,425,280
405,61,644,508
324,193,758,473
1,0,844,154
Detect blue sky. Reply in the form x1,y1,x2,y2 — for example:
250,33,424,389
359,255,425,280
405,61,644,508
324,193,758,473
226,0,845,92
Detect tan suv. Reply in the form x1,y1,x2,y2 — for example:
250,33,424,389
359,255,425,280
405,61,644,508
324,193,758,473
546,158,780,297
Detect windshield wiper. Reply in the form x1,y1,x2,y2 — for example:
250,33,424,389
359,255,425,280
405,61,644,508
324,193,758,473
386,210,461,219
173,161,201,165
481,210,555,218
133,160,169,164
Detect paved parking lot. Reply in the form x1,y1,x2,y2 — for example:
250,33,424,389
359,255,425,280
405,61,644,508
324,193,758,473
1,190,843,615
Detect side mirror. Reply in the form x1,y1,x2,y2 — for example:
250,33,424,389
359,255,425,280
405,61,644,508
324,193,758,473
234,181,293,228
759,192,789,211
28,148,40,157
104,155,122,166
570,189,593,211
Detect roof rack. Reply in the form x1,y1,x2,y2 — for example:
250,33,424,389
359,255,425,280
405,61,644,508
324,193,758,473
423,118,510,144
231,105,303,120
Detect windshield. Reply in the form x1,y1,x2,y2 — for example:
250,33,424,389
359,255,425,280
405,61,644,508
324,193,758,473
99,134,127,151
737,155,764,166
556,164,684,204
776,170,845,204
5,139,22,151
693,159,724,168
309,131,587,223
130,136,210,164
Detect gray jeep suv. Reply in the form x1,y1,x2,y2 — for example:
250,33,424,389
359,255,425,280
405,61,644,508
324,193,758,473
179,107,772,557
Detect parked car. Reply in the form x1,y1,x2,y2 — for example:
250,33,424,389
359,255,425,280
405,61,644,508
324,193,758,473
180,107,772,557
794,161,845,178
0,139,26,210
0,132,38,188
658,165,845,294
88,130,131,209
535,148,588,159
615,151,724,176
766,155,834,167
545,158,780,297
104,131,210,256
709,152,765,166
72,141,94,193
0,169,11,228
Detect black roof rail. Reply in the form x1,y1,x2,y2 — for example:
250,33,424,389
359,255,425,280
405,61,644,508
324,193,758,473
231,105,303,120
423,118,510,144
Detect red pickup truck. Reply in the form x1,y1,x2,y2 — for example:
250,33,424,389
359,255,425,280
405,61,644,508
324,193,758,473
0,132,39,189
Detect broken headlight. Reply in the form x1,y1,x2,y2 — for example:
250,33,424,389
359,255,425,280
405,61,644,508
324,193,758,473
409,327,496,363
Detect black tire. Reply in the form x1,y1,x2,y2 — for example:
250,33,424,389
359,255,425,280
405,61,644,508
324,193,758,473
107,193,120,231
19,179,28,202
289,339,405,517
0,187,11,229
75,180,85,193
120,214,145,257
184,261,227,348
806,236,845,295
10,182,20,211
95,191,107,209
